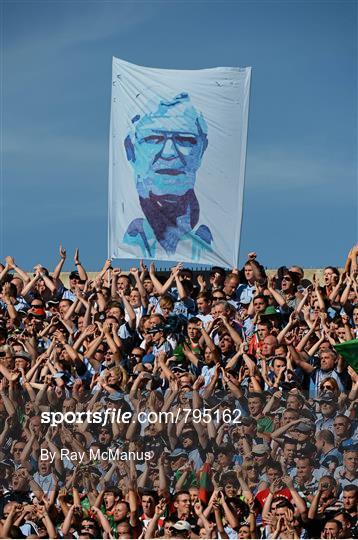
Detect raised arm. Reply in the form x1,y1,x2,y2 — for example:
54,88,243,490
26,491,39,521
34,265,57,295
74,248,88,281
282,475,307,517
307,485,322,520
270,418,302,441
220,316,242,346
288,345,315,374
267,275,286,308
173,265,187,299
202,364,220,400
340,275,354,307
5,256,30,284
312,274,325,311
129,267,148,308
119,291,136,330
52,245,67,282
145,499,167,539
277,312,298,344
2,283,19,324
21,272,41,298
149,262,175,295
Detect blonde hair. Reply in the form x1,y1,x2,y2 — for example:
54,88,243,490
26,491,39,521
159,295,174,310
0,345,13,357
110,366,128,392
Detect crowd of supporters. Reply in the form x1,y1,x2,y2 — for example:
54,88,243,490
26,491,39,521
0,246,357,539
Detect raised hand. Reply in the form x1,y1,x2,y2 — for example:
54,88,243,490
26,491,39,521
281,475,293,489
155,498,167,516
212,272,222,288
2,282,12,298
54,330,66,345
348,365,358,384
197,274,206,288
74,248,80,265
83,324,96,337
129,267,139,277
289,311,299,324
5,255,15,268
171,262,184,277
59,245,66,260
194,500,203,516
33,264,45,275
269,478,282,494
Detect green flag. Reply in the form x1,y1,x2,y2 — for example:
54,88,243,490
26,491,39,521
334,339,358,373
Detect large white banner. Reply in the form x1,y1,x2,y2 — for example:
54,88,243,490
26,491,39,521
109,57,251,267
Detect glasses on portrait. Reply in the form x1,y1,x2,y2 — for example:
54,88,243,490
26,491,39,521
282,277,292,282
141,131,198,149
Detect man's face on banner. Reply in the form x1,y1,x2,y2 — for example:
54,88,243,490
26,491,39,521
125,93,208,198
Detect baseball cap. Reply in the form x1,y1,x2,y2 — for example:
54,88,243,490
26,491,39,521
341,438,358,452
169,448,188,459
170,521,191,532
14,351,32,361
260,306,281,318
314,391,337,404
171,365,187,374
295,422,314,433
252,444,270,455
147,324,164,335
47,300,59,307
106,391,125,402
147,324,164,334
28,308,46,319
69,271,80,280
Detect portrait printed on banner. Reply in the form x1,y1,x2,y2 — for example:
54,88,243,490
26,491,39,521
123,92,213,261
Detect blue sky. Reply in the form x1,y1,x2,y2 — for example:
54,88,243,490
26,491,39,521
1,0,356,272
